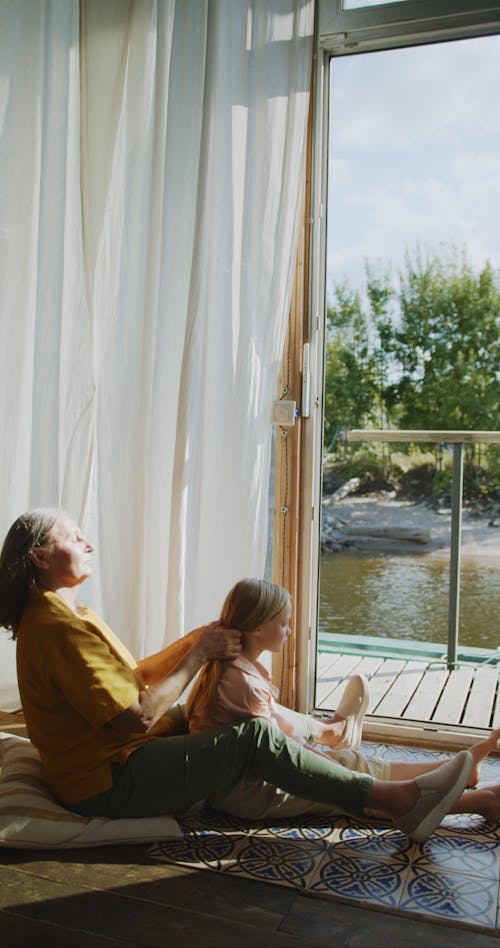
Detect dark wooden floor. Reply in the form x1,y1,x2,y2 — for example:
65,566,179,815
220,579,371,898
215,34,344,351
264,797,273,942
4,843,500,948
2,712,500,947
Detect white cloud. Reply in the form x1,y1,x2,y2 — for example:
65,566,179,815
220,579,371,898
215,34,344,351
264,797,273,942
332,36,500,149
327,34,500,299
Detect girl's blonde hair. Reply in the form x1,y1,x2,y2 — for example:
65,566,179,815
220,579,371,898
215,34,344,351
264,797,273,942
185,578,290,725
0,508,63,639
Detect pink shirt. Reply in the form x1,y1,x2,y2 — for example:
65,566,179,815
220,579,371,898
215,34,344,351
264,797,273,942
188,655,305,745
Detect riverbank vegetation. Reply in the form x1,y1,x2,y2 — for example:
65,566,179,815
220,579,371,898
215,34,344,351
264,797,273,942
324,245,500,507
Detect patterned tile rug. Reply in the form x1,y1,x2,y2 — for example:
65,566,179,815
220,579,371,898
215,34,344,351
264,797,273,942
149,742,500,935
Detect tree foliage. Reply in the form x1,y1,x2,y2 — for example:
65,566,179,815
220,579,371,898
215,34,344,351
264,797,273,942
324,247,500,454
323,281,389,448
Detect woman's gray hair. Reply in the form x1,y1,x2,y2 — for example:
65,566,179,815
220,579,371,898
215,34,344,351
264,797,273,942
0,507,64,638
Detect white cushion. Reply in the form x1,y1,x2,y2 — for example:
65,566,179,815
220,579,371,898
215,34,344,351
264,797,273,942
0,731,181,848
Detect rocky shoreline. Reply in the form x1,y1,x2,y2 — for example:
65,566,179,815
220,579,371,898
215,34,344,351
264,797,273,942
321,492,500,561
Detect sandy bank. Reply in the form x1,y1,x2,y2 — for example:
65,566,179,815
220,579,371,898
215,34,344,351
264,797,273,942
322,494,500,562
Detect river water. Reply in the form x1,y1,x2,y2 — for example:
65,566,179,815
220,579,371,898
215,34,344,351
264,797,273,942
319,550,500,651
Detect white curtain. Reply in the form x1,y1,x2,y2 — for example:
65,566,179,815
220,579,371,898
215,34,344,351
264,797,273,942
0,0,314,709
0,0,93,707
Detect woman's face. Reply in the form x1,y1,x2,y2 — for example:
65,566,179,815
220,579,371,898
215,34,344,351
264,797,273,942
258,599,292,653
37,514,94,589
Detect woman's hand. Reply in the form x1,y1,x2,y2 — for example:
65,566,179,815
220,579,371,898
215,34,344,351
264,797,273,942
110,622,241,735
192,620,242,663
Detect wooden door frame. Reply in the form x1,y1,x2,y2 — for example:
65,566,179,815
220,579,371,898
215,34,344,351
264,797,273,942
271,76,320,713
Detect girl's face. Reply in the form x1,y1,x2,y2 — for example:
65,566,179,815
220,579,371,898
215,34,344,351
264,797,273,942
257,598,292,652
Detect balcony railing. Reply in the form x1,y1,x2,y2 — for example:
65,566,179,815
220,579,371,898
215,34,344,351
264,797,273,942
346,429,500,668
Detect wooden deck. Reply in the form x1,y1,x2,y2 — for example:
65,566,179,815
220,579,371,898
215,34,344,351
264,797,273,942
315,649,500,746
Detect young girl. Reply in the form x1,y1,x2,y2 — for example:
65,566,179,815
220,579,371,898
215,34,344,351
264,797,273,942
187,579,371,760
186,577,500,821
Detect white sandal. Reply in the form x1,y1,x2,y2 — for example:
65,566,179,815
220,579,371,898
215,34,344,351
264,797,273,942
334,674,370,751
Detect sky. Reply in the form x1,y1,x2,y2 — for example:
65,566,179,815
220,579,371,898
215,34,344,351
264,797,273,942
327,32,500,303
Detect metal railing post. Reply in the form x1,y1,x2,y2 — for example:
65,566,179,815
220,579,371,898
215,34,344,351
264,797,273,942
447,442,464,668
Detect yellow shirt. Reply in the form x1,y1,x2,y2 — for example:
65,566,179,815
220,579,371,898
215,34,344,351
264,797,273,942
16,591,159,805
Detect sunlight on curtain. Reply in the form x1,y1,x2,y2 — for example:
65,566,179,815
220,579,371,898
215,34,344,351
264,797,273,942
0,0,314,708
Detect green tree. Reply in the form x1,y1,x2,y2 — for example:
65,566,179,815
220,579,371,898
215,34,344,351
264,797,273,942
323,282,385,448
388,248,500,434
325,246,500,494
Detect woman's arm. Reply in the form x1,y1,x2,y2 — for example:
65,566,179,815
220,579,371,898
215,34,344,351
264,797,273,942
110,624,241,733
137,626,204,684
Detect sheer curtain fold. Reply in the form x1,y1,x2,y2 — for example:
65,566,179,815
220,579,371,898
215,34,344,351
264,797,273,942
171,1,314,633
0,0,90,707
0,0,314,708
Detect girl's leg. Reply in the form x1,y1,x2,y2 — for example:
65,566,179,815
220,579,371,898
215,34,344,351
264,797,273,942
450,783,500,820
273,704,321,743
274,675,369,751
304,712,347,746
273,704,349,748
389,726,500,787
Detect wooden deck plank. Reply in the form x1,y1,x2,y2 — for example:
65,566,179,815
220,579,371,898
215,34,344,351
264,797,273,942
461,666,499,727
314,656,386,712
0,850,298,930
432,666,475,725
365,658,407,713
315,650,361,679
349,655,387,679
374,661,428,718
0,864,304,948
315,652,339,678
315,651,499,735
492,684,500,728
314,652,356,688
402,665,449,722
315,653,365,708
317,671,364,710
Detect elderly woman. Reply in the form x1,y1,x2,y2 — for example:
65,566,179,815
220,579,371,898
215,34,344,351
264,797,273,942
0,507,475,842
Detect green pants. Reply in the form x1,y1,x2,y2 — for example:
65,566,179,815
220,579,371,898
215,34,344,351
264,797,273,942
73,718,373,820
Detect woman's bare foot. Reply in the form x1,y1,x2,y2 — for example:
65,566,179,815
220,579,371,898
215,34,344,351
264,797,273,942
389,726,500,788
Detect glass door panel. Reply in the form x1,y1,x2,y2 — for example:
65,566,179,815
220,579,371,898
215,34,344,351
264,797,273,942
315,34,500,717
